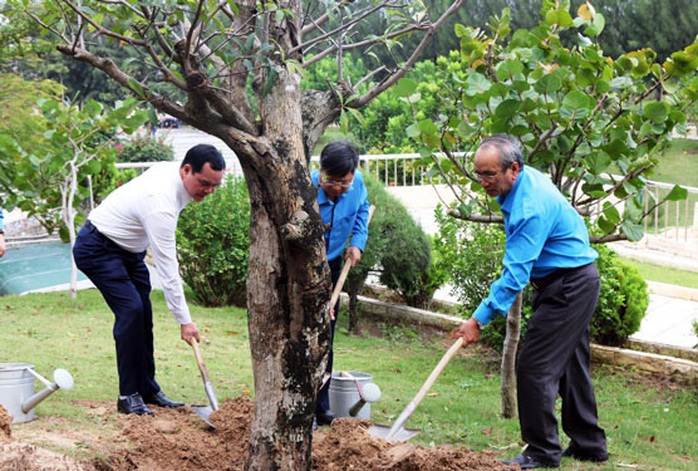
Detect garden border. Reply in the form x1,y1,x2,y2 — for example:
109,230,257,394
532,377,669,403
351,292,698,386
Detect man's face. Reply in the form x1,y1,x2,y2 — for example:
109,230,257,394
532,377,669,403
473,145,520,197
181,162,224,201
319,170,354,200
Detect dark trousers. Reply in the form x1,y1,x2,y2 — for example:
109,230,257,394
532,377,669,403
316,257,343,415
518,263,607,463
73,221,160,397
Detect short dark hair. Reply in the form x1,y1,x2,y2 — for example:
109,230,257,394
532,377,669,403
479,134,524,169
320,140,360,176
182,144,226,173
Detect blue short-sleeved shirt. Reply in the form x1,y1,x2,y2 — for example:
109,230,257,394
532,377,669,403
473,166,598,325
311,169,370,262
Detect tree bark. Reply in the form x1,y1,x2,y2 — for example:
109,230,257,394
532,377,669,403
500,292,521,419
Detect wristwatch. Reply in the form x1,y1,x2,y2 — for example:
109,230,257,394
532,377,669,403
472,317,484,330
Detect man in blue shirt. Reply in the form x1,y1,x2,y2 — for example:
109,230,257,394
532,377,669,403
311,140,370,425
456,135,608,469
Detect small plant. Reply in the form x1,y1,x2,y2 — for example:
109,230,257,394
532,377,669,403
176,175,250,307
117,134,174,163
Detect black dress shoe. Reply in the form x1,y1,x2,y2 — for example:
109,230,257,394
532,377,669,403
501,454,559,469
562,447,609,462
316,410,336,426
143,391,185,408
117,393,154,416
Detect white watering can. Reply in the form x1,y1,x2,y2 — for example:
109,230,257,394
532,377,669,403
0,363,74,424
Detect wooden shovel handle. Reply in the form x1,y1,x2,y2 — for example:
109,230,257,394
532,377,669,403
386,337,464,440
411,337,464,407
191,338,211,383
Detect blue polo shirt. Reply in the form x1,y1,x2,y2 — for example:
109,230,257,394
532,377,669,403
472,166,598,325
311,169,370,262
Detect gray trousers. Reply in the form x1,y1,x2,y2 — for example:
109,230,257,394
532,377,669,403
518,263,607,463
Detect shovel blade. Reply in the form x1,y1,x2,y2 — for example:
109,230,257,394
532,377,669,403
368,424,420,442
192,405,216,429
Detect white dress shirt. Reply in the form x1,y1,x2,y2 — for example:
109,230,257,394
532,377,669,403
88,162,193,324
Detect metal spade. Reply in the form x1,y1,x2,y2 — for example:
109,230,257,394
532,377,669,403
190,337,219,428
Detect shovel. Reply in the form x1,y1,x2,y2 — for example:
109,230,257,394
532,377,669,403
190,337,219,428
369,337,465,442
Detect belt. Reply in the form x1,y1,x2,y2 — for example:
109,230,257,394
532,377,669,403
529,263,592,290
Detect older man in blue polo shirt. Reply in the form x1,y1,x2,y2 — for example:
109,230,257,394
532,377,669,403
456,135,608,469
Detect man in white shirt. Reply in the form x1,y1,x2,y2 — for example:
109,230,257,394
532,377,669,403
73,144,225,415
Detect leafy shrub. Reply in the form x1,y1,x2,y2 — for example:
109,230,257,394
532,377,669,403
176,175,250,307
345,174,440,328
433,208,525,350
592,244,649,346
117,135,174,163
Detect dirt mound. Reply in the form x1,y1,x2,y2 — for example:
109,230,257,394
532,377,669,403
3,398,512,470
1,404,12,440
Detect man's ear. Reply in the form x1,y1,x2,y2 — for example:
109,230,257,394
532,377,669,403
510,161,521,175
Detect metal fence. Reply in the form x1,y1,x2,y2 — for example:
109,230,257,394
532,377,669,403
119,153,698,242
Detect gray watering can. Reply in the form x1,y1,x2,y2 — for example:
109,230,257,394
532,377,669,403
0,363,75,424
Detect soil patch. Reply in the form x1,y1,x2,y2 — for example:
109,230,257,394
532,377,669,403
2,398,512,470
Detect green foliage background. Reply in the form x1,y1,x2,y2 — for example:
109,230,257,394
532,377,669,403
176,175,251,308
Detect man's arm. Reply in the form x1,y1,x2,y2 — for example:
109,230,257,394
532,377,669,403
143,211,199,342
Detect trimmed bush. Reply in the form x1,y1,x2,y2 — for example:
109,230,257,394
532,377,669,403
592,244,649,346
176,175,250,307
117,135,174,163
345,174,440,329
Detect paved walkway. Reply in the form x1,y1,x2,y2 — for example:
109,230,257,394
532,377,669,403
163,127,698,350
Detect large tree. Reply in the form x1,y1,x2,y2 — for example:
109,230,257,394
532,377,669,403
9,0,463,468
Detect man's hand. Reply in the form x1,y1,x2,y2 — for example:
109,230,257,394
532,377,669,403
0,234,6,258
456,317,481,346
181,322,200,344
345,246,362,267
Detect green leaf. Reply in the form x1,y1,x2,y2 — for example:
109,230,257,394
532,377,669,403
643,102,669,124
621,220,644,242
496,60,524,81
394,78,418,97
664,184,688,201
465,73,491,96
494,99,520,119
534,73,562,95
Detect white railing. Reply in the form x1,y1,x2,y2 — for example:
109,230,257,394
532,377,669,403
118,153,698,242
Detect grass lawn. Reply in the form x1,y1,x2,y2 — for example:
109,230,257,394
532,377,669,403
652,138,698,187
1,289,696,470
618,256,698,290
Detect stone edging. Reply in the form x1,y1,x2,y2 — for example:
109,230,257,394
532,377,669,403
351,294,698,386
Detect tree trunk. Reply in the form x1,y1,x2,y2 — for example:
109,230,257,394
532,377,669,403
348,292,361,335
229,66,331,470
500,292,522,419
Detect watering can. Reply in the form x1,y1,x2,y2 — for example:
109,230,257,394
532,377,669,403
0,363,75,424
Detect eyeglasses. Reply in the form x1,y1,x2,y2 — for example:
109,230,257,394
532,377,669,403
474,169,506,182
320,174,353,188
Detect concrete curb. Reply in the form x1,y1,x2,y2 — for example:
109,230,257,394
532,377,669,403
351,294,698,385
647,281,698,302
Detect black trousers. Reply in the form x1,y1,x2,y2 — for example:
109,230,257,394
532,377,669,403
316,257,343,415
518,263,607,463
73,221,160,397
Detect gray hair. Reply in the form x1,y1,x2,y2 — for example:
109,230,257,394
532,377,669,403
478,134,524,169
